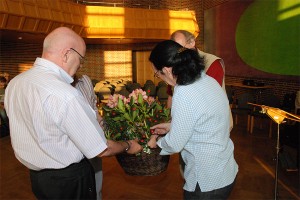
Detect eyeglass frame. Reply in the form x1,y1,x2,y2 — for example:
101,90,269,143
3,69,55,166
70,48,86,64
154,70,161,78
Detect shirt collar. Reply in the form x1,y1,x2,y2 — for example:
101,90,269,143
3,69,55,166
35,57,74,84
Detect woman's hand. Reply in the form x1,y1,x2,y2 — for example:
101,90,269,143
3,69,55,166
147,135,159,148
150,123,171,135
126,139,143,154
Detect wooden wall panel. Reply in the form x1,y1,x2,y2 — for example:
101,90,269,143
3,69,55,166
22,17,37,30
135,51,155,86
23,3,37,17
1,0,298,104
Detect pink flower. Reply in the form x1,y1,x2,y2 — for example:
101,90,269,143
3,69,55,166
128,89,148,103
146,96,155,105
107,94,126,108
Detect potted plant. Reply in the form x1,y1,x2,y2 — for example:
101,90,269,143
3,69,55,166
102,89,171,175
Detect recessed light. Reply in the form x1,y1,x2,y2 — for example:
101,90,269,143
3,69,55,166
18,36,22,40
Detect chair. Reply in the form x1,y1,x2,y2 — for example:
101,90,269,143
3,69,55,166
225,85,234,106
94,82,105,93
91,79,99,87
97,87,112,103
145,80,154,85
114,85,126,94
143,83,157,97
157,81,167,88
126,82,141,93
156,84,168,105
117,87,130,98
231,92,254,131
282,92,296,113
249,93,281,137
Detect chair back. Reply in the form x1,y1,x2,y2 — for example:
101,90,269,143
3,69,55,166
127,82,141,93
237,93,254,109
91,79,99,87
225,86,234,104
145,80,154,85
114,85,126,94
157,85,168,103
282,93,296,112
144,84,156,97
97,87,112,102
263,94,280,108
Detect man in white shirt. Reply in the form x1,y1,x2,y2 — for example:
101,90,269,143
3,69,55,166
4,27,142,199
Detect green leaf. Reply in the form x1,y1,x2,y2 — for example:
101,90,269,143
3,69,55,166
117,98,125,111
112,116,124,121
137,93,144,105
102,106,112,111
156,104,162,111
132,110,137,121
123,113,132,121
113,133,121,140
130,96,134,105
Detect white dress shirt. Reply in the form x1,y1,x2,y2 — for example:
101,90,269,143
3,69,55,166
5,58,107,170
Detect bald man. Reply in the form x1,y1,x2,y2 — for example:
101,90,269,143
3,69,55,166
4,27,142,199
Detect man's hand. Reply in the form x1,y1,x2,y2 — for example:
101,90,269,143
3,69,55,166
99,139,142,157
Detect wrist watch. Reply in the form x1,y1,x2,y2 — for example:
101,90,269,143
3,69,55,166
124,141,130,151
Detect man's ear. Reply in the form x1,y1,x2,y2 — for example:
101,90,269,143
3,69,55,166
189,39,196,48
63,49,69,63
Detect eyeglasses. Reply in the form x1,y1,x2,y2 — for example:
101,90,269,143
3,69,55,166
154,70,160,78
70,48,85,64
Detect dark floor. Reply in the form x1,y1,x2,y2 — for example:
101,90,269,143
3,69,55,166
0,115,299,200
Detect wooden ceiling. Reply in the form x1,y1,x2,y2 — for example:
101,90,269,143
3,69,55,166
0,29,163,44
0,0,199,45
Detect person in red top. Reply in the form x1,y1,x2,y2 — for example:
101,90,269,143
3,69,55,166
167,30,225,107
170,30,224,85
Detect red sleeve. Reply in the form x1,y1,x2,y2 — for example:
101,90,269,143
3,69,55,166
166,85,173,96
206,60,224,86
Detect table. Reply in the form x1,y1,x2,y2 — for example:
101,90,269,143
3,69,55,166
226,82,273,104
226,82,273,89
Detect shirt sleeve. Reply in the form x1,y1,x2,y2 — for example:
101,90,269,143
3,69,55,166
206,60,224,86
76,75,98,112
157,87,197,155
61,97,107,159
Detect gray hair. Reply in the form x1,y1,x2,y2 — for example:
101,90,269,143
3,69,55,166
170,30,195,44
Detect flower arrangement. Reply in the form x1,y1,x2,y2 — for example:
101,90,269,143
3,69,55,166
102,89,171,154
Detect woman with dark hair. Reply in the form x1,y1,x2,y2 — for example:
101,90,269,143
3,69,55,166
149,40,203,86
149,40,238,199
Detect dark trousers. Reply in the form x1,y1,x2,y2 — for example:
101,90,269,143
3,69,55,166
30,158,96,200
184,180,236,200
0,108,9,137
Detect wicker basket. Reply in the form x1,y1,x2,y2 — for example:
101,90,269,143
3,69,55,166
115,148,170,176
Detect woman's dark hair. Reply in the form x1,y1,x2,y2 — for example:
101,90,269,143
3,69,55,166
149,40,204,85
